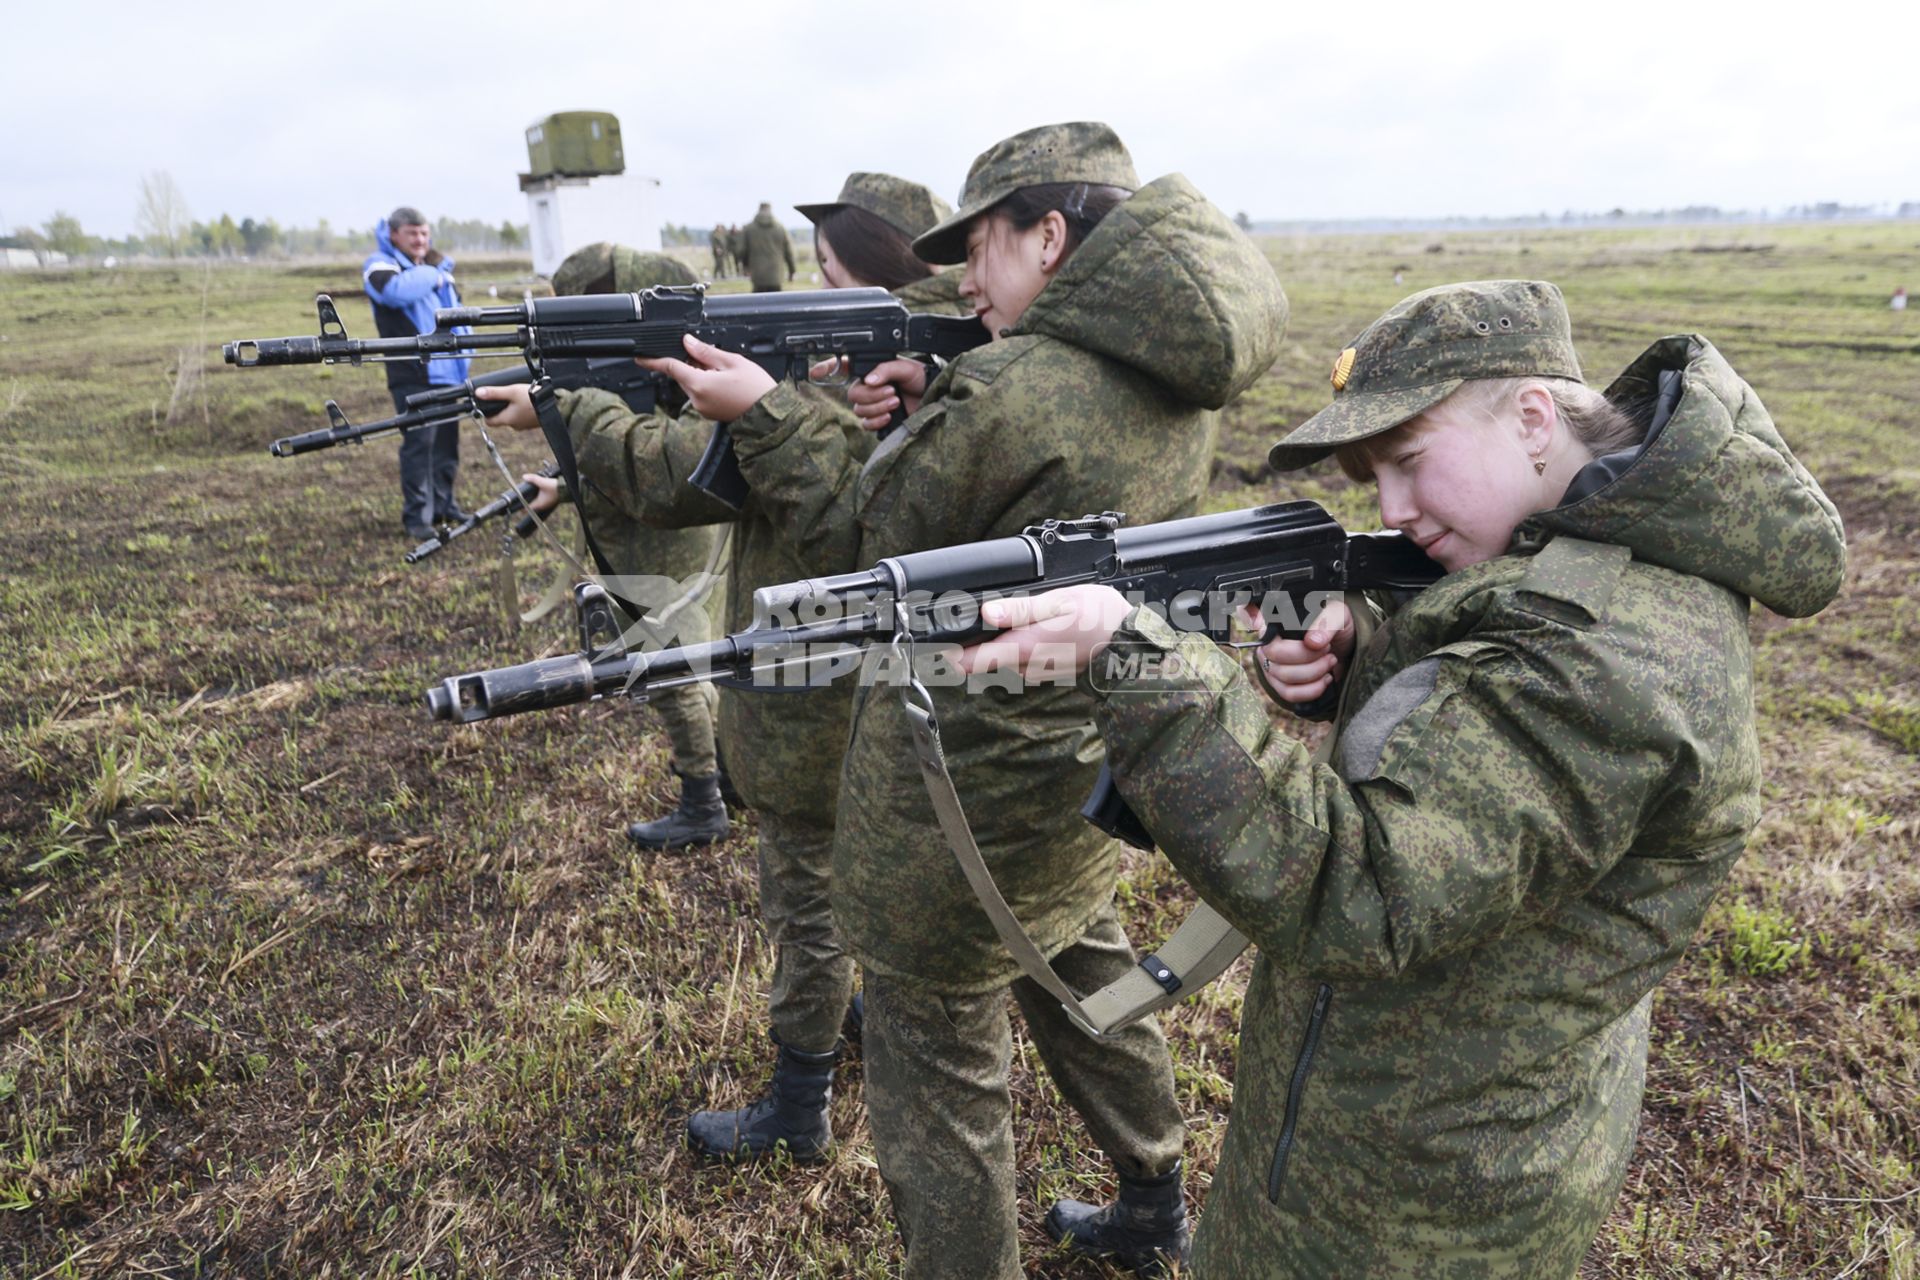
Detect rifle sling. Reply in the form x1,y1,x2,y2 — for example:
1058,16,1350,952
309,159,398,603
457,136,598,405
529,381,660,639
900,604,1377,1038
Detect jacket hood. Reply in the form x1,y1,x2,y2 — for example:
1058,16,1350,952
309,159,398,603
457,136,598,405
1528,336,1845,618
1012,174,1289,408
373,218,398,258
752,209,780,228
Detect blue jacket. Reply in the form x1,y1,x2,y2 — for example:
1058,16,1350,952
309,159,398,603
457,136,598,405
362,219,471,386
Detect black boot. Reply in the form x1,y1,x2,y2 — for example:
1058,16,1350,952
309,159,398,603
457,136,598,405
1045,1161,1191,1278
716,764,746,812
685,1043,835,1162
713,746,747,812
841,990,865,1048
626,771,728,850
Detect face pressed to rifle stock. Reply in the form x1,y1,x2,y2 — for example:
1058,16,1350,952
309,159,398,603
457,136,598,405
423,500,1444,725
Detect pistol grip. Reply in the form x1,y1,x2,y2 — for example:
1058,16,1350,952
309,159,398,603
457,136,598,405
689,421,749,511
1080,762,1156,853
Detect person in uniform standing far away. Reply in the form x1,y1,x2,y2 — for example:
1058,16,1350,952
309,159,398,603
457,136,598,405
477,173,971,1166
362,206,471,540
641,122,1290,1280
709,222,732,277
741,201,795,292
513,242,733,849
959,280,1847,1279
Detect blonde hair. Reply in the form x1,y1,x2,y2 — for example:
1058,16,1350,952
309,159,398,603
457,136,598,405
1334,377,1640,483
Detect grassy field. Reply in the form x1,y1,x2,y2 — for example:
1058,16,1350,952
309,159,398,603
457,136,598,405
2,224,1916,1278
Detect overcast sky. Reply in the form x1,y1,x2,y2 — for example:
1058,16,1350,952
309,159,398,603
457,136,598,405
5,0,1916,240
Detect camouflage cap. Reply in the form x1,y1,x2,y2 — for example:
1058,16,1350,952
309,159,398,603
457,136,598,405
610,246,696,292
552,243,695,297
1268,280,1584,471
794,172,955,240
911,122,1140,264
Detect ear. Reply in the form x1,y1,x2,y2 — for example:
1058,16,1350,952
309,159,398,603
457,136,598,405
1514,381,1559,456
1037,210,1071,276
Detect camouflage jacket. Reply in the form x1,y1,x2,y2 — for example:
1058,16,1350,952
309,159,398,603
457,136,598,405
555,276,973,823
549,248,721,646
554,398,725,645
742,211,795,289
730,174,1290,990
1090,338,1845,1277
892,264,965,314
557,389,857,823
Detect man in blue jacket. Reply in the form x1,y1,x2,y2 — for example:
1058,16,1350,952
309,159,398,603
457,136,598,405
363,207,472,539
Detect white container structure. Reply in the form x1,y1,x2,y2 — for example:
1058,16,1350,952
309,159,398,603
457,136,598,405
525,172,663,277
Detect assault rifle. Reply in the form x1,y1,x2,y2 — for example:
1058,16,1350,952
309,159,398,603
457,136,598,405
423,500,1441,725
226,287,989,505
404,462,560,564
267,357,670,458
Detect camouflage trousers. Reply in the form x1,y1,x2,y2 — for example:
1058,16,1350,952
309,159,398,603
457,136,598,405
650,680,719,779
756,809,855,1053
862,902,1186,1280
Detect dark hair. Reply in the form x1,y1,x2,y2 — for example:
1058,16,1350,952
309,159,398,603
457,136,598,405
814,205,934,291
993,182,1132,256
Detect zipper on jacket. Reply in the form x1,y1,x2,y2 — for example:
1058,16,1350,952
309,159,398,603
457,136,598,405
1267,983,1333,1203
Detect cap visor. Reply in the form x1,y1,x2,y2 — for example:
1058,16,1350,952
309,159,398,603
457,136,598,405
911,198,997,265
792,201,839,227
1267,380,1462,472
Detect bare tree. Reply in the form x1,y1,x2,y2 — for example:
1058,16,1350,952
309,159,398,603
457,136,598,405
11,225,51,266
136,170,191,257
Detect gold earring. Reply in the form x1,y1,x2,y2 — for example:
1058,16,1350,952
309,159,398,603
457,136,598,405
1533,458,1546,475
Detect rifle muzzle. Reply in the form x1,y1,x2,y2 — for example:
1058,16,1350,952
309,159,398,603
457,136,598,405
269,424,349,457
225,337,324,367
425,652,613,723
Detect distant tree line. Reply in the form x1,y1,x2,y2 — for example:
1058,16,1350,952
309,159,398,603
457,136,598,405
1250,200,1920,235
0,171,531,265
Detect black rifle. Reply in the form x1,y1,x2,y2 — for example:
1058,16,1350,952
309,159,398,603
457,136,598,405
405,462,560,564
422,501,1441,846
424,500,1440,719
267,356,671,458
226,287,988,507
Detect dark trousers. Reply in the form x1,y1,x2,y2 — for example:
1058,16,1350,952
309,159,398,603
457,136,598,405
391,385,460,529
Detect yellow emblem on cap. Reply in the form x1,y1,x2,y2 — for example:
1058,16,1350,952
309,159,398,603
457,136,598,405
1331,348,1357,392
